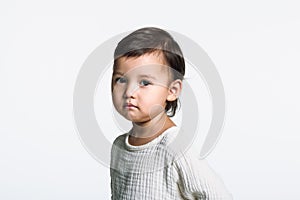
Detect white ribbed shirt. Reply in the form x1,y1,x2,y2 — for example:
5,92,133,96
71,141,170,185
110,126,233,200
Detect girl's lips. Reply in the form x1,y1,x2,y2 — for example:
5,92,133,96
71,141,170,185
124,103,138,109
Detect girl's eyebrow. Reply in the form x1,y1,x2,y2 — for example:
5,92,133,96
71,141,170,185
113,72,157,80
138,74,157,80
112,71,124,76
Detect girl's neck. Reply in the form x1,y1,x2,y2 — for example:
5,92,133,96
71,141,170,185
129,113,175,146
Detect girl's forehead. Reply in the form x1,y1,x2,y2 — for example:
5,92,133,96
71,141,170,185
117,52,166,66
113,54,170,75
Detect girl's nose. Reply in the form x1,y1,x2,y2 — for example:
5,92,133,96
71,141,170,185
123,82,139,99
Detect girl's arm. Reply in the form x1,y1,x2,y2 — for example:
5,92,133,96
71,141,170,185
173,151,233,200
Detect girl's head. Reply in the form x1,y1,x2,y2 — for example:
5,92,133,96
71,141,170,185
112,27,185,121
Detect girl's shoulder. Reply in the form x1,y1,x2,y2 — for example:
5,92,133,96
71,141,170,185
112,132,127,145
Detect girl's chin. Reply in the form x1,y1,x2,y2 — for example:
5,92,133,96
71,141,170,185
125,117,152,125
122,112,166,124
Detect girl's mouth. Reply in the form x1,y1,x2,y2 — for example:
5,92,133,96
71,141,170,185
124,103,138,109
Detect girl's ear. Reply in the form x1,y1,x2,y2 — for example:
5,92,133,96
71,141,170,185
167,79,182,101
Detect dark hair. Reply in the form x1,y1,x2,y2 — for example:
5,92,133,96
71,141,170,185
113,27,185,117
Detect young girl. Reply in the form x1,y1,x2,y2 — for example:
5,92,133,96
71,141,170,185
110,27,232,200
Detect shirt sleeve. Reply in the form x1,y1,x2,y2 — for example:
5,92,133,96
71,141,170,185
173,151,233,200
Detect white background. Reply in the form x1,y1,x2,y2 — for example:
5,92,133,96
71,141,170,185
1,0,300,199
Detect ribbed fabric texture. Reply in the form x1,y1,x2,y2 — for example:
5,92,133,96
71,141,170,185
110,126,233,200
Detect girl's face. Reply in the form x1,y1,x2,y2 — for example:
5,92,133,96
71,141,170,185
111,53,173,125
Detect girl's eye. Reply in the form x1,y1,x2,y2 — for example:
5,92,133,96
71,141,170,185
140,80,152,86
115,77,127,84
